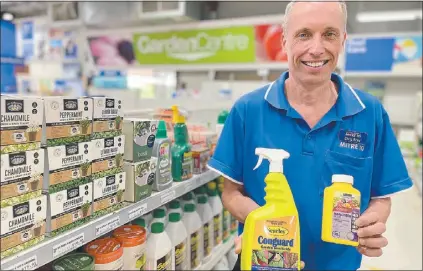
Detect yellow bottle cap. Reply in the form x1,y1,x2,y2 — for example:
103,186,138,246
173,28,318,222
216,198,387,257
172,105,186,124
207,182,216,190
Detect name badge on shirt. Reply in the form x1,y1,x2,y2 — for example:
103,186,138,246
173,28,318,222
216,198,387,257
338,129,367,151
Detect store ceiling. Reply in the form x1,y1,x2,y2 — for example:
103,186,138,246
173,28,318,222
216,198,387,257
1,1,421,33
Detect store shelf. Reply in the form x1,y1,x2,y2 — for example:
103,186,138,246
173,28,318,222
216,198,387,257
197,235,236,271
0,170,220,271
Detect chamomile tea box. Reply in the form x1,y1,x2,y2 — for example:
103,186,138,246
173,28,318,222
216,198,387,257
91,97,124,138
42,97,93,146
123,118,158,163
123,157,157,202
0,193,47,259
92,171,126,218
0,95,43,154
91,135,125,177
47,181,93,237
44,141,92,191
1,149,44,200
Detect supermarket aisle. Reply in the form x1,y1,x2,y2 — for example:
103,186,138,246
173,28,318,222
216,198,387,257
360,185,422,270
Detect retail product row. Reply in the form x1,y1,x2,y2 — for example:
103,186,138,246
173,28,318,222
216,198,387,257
0,94,230,270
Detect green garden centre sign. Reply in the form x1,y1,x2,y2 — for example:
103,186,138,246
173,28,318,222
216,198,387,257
133,26,256,64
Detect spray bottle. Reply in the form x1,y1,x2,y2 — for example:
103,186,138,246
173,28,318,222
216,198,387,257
152,120,172,191
171,105,193,182
241,148,301,270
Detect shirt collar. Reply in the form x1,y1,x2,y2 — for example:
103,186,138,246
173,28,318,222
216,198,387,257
264,71,366,118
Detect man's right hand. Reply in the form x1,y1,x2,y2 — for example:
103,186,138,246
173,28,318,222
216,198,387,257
234,234,306,269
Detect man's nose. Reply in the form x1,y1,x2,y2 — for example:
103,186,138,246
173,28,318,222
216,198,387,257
309,37,325,56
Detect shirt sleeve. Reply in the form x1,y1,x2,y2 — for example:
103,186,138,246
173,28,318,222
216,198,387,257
208,102,245,185
371,106,413,198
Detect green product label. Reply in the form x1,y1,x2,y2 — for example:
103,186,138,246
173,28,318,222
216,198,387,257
136,253,146,270
135,182,153,202
181,151,193,181
133,26,256,64
213,214,222,245
53,254,94,270
203,222,211,257
158,142,171,185
133,121,156,162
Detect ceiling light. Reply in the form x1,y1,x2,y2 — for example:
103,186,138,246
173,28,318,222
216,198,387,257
356,9,422,23
1,12,14,21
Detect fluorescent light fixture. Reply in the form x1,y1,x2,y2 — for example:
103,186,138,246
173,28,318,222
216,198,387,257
1,12,14,21
356,9,422,23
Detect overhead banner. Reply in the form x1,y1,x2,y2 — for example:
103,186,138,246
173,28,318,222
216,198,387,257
345,35,422,72
87,23,288,66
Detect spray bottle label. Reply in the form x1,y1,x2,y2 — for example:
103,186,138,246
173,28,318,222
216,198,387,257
158,142,171,185
331,192,360,242
203,221,211,257
213,214,222,245
252,217,299,270
182,152,193,181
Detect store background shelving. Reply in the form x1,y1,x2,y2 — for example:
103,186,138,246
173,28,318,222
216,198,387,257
0,170,220,270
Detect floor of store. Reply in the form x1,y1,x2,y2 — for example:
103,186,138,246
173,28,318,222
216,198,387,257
360,185,422,270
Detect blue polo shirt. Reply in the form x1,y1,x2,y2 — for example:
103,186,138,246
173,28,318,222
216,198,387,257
208,72,413,270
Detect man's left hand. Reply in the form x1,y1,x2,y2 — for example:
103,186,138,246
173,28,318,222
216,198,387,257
355,211,388,257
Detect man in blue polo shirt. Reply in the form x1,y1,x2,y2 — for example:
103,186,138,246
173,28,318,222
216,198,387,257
208,1,413,270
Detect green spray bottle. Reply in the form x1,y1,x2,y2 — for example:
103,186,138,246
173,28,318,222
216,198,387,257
152,120,172,191
171,105,193,182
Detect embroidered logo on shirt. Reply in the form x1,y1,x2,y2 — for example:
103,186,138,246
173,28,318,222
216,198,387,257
338,130,367,151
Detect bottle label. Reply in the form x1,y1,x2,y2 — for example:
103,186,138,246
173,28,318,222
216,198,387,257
158,142,171,185
190,231,200,268
175,239,187,270
136,252,146,270
251,217,300,270
213,214,222,245
182,151,193,181
203,221,211,257
331,192,360,242
157,251,172,271
223,209,230,241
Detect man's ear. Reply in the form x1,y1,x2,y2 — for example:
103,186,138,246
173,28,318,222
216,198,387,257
341,31,347,52
282,32,287,53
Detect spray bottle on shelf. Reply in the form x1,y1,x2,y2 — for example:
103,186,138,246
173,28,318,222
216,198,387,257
321,174,361,247
152,120,172,191
241,148,301,271
171,105,193,182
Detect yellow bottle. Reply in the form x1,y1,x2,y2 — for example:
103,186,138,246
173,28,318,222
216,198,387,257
241,148,301,271
321,174,361,247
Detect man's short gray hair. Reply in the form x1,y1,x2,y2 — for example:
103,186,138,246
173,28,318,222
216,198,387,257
282,0,348,33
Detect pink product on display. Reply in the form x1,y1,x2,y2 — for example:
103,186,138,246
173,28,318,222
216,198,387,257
88,36,135,66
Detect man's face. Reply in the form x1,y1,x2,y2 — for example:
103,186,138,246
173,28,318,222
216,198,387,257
283,2,347,84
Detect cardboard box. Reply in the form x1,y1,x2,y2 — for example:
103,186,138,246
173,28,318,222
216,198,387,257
91,97,124,139
91,135,125,177
123,119,158,163
123,158,157,202
92,172,126,217
192,146,210,175
1,149,44,200
0,95,43,153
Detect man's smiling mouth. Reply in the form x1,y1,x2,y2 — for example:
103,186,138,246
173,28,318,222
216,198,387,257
301,60,329,68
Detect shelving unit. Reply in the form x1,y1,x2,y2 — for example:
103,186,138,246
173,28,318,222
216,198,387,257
197,235,236,271
0,170,220,271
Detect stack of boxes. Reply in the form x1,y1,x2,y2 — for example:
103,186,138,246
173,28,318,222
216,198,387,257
123,119,158,202
0,95,47,259
42,97,94,237
90,97,126,218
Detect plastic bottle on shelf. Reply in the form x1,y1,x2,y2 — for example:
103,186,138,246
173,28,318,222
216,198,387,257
152,120,173,191
215,178,231,243
145,222,172,270
166,212,188,270
133,217,150,237
150,208,167,229
181,191,196,210
196,193,214,262
171,105,193,182
216,110,229,138
207,182,223,247
168,200,183,217
182,203,203,269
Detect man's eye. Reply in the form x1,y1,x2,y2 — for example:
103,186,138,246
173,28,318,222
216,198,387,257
325,32,337,38
298,33,310,38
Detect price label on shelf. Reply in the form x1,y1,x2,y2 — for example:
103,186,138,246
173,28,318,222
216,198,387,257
128,203,148,220
52,233,84,258
95,217,120,237
6,255,37,270
160,189,176,205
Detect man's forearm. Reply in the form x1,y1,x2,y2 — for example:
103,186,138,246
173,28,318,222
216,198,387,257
222,191,259,224
367,197,392,223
